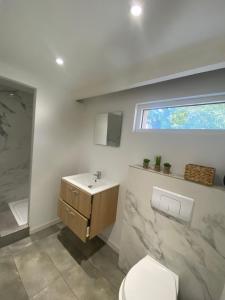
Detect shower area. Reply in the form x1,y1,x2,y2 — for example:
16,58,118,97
0,77,34,242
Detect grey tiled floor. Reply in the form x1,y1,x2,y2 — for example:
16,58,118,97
0,224,124,300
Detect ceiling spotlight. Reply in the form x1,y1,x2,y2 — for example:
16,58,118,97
130,4,143,17
56,57,64,65
9,93,14,96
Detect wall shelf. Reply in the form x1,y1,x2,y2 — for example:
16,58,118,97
130,165,225,192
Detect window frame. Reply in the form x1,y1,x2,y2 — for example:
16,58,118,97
133,92,225,132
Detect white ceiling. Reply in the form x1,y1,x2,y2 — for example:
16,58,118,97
0,0,225,99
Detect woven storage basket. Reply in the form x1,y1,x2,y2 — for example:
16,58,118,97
184,164,215,186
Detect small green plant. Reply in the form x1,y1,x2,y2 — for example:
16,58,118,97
163,162,172,174
164,162,171,167
155,156,161,166
143,158,150,169
154,155,161,171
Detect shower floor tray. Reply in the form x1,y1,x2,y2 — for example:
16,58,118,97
8,199,28,226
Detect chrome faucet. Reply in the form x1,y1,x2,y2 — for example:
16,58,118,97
94,171,102,180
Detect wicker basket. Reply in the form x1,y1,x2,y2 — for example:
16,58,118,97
184,164,215,186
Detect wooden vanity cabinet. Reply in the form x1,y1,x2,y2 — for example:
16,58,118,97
58,179,119,242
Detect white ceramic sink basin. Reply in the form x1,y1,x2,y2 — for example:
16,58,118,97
62,173,119,195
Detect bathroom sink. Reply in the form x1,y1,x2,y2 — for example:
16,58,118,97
62,173,119,195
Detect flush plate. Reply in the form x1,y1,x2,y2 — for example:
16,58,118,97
151,186,194,223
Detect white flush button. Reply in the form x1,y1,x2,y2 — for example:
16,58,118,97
152,186,194,223
159,196,170,211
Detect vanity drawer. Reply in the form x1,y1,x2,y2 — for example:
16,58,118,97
58,199,89,242
60,180,92,218
58,198,69,226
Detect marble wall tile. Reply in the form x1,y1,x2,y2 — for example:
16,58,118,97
0,90,33,204
119,167,225,300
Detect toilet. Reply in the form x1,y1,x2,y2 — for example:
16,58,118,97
119,255,179,300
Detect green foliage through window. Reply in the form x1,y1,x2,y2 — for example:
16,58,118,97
141,103,225,130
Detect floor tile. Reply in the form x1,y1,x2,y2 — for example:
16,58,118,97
58,227,105,262
79,258,103,279
88,245,124,292
0,245,11,257
0,254,28,300
8,236,33,255
99,243,121,266
0,224,123,300
36,233,77,273
31,277,77,300
30,225,59,242
63,262,116,300
0,255,20,285
13,243,60,297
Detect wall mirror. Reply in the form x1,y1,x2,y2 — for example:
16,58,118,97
94,112,123,147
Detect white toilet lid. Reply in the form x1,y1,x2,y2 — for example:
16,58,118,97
122,256,177,300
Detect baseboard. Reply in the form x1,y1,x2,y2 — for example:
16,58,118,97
98,233,120,253
0,227,29,248
29,218,60,234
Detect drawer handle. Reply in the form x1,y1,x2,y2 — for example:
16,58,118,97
72,190,79,195
69,187,78,192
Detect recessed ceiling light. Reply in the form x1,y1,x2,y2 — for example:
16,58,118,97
130,4,143,17
9,93,14,96
56,57,64,65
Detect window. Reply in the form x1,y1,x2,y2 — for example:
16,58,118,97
133,93,225,131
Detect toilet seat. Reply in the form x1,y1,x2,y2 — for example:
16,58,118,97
119,256,178,300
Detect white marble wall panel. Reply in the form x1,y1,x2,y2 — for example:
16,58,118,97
0,90,33,204
119,166,225,300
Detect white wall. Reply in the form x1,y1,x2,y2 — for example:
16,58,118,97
0,61,83,232
77,69,225,251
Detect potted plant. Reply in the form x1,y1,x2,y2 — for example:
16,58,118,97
143,158,150,169
163,162,171,174
154,156,161,171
